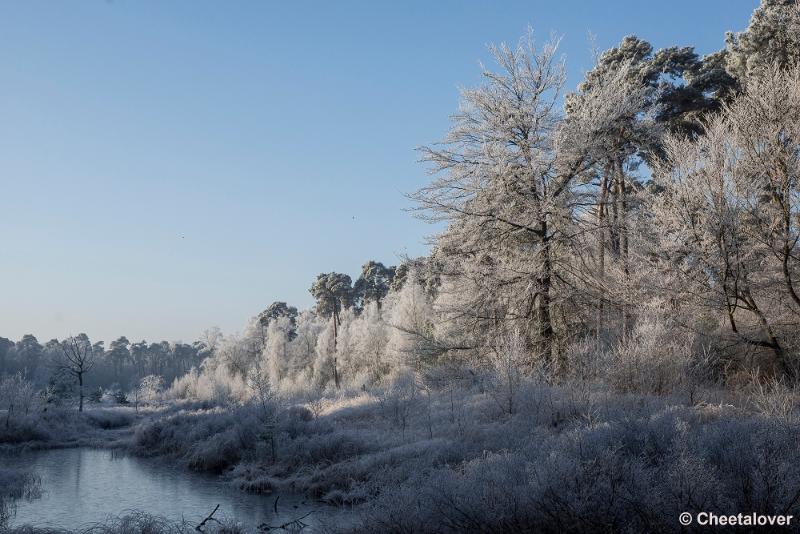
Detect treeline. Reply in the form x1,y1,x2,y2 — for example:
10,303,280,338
179,0,800,403
0,259,404,404
0,334,208,391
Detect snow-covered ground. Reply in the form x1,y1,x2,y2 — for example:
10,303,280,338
2,368,800,533
129,374,800,532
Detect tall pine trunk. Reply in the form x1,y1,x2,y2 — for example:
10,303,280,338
537,218,554,364
615,156,631,337
597,168,610,339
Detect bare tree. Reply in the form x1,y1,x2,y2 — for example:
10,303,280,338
58,334,96,412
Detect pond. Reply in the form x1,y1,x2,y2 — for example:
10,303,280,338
2,448,339,531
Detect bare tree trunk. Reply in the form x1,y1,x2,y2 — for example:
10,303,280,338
782,246,800,309
742,290,791,376
610,166,620,256
538,218,554,364
332,302,340,389
615,156,631,337
597,169,610,339
775,156,800,311
78,372,84,412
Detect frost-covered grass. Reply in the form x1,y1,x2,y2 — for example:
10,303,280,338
355,404,800,532
0,468,42,529
125,369,800,532
0,406,139,450
3,365,798,533
3,511,249,534
3,370,800,532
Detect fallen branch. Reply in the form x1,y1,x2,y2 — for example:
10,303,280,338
258,511,314,531
195,504,221,531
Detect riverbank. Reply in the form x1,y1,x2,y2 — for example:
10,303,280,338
127,373,800,533
0,403,343,533
0,447,332,533
4,373,800,533
0,406,141,454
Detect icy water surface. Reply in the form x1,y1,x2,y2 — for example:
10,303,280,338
3,448,333,531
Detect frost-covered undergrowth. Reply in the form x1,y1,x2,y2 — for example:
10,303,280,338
128,371,800,533
4,511,248,534
0,406,138,450
0,467,42,529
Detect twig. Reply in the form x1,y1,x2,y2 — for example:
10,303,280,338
195,504,221,531
258,511,314,531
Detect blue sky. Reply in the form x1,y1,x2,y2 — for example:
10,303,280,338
0,0,758,344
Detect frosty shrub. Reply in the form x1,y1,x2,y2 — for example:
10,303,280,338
136,375,165,407
376,369,420,441
602,318,693,395
354,401,800,533
746,373,800,423
0,374,40,427
486,330,526,415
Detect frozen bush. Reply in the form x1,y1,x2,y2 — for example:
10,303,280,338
0,374,41,428
485,330,526,415
84,408,137,429
745,374,800,423
602,318,693,395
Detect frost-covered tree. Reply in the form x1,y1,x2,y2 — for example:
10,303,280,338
651,64,800,376
726,0,800,81
0,374,38,428
310,273,354,387
413,34,568,363
414,32,646,365
389,257,441,296
568,35,735,140
312,315,339,389
334,302,390,385
136,374,164,407
289,310,323,376
565,60,655,338
201,327,223,354
487,330,527,415
262,316,293,386
216,333,253,379
246,356,278,461
386,272,438,370
353,261,396,310
353,303,391,382
310,273,354,320
257,301,298,339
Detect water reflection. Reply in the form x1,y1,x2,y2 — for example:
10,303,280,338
2,448,326,531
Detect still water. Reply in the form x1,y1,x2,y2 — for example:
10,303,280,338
3,448,332,531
